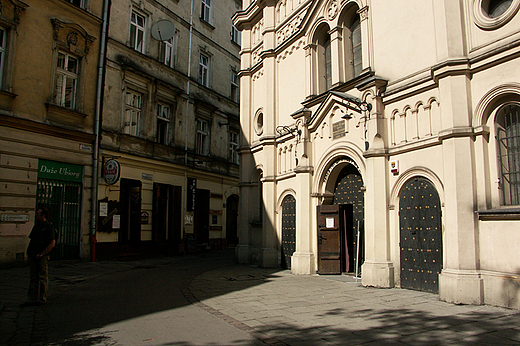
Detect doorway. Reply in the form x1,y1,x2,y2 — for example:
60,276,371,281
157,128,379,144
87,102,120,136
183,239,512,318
153,183,182,253
399,177,442,293
281,195,296,269
120,178,142,248
226,194,239,247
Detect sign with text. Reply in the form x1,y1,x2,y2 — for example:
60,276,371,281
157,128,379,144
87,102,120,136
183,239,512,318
38,159,83,183
187,178,197,211
332,121,346,140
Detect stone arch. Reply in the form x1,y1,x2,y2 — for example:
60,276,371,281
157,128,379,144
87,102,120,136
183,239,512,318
314,143,366,203
474,83,520,127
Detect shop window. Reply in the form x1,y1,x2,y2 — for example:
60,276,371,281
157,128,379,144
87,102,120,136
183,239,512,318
496,103,520,205
130,10,146,53
123,90,142,136
196,118,210,155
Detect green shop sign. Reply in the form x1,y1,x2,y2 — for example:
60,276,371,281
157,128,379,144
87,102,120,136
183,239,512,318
38,159,83,183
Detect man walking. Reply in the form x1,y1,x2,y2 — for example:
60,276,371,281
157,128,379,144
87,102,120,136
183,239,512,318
22,207,56,306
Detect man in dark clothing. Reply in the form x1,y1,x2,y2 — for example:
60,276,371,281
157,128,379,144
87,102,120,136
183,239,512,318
22,207,56,306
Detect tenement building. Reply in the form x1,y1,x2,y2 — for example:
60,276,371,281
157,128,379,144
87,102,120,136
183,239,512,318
95,0,241,259
233,0,520,309
0,0,103,263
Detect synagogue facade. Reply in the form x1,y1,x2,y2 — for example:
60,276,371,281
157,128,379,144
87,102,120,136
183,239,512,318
233,0,520,309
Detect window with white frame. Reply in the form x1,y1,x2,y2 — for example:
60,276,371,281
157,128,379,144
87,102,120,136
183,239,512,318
55,51,79,109
231,70,239,103
201,0,212,23
130,11,146,53
199,53,210,87
157,103,171,145
0,27,6,89
496,103,520,205
161,34,177,68
123,90,142,136
231,23,241,45
196,118,209,155
67,0,85,8
229,130,239,164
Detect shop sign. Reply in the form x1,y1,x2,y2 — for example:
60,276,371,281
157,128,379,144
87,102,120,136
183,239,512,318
141,211,149,224
104,159,121,185
38,159,83,183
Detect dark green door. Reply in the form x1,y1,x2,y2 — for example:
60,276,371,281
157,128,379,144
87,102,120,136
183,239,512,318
281,195,296,269
400,178,442,293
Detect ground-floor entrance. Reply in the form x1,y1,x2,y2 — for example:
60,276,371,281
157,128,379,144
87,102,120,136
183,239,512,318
317,163,364,275
399,177,443,293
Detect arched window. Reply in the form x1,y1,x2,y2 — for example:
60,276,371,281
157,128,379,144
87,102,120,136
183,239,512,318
351,16,362,77
315,25,332,94
340,8,362,81
496,103,520,205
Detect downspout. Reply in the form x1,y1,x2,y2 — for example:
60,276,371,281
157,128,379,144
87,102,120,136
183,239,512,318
183,0,194,249
91,0,110,261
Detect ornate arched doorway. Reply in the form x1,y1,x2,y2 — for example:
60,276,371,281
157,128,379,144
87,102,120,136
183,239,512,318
281,195,296,269
317,161,364,274
399,177,442,293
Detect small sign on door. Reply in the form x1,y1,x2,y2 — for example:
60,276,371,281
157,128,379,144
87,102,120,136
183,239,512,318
326,217,335,228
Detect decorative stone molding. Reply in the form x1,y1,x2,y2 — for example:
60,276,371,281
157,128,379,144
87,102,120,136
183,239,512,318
276,39,305,62
357,5,369,21
473,0,520,30
276,14,303,45
327,0,339,20
51,19,96,56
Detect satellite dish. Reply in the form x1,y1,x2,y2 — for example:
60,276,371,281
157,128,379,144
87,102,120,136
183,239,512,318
151,19,175,41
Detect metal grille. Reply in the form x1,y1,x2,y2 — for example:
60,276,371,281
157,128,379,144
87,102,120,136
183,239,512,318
281,195,296,269
36,179,82,260
497,104,520,205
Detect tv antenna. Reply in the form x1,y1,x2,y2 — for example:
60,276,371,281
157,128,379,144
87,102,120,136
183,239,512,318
151,19,175,41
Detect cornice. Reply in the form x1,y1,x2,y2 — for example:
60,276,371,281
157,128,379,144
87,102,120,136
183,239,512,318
0,114,95,143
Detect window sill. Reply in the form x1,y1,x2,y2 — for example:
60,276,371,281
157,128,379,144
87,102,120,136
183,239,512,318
0,90,17,111
199,18,215,30
46,103,88,127
476,208,520,220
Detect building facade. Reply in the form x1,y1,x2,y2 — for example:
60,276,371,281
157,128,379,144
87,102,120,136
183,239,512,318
234,0,520,309
95,0,241,259
0,0,103,264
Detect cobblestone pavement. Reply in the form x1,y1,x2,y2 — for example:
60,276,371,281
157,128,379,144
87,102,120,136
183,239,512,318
2,252,520,346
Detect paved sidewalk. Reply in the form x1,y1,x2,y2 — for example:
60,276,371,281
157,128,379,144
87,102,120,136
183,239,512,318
1,253,520,346
188,266,520,346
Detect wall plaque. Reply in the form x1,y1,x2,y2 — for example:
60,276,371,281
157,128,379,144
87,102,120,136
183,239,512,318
333,121,345,140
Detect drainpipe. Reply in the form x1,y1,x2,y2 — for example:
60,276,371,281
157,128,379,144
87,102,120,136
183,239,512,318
91,0,110,261
183,0,194,251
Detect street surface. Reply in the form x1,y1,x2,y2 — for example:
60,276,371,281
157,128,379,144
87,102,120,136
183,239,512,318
1,249,520,345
